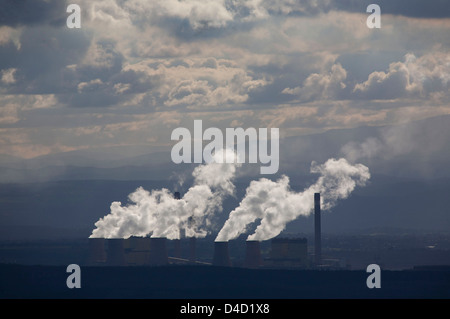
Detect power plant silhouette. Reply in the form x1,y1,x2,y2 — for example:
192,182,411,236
88,192,324,268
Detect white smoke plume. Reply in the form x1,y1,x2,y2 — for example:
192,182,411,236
90,148,240,239
215,158,370,242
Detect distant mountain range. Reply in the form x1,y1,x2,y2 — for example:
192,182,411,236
0,115,449,238
1,114,450,183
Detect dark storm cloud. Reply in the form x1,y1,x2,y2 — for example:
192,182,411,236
246,61,314,105
58,46,156,107
243,0,450,19
0,0,68,27
334,0,450,18
259,0,450,19
0,26,155,107
123,0,333,41
0,26,91,94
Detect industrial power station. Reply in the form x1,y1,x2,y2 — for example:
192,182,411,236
87,192,324,269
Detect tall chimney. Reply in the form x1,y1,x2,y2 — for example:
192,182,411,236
107,238,126,266
189,237,197,263
244,240,262,268
88,238,106,265
173,192,182,259
149,237,168,266
213,241,231,267
314,192,321,265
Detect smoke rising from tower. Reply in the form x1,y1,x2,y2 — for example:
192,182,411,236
90,149,240,239
215,158,370,242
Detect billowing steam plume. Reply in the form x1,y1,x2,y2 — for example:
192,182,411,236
90,149,240,239
215,158,370,242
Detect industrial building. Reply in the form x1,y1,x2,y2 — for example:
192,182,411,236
124,236,151,266
213,241,231,266
87,235,312,268
87,192,323,269
87,236,201,266
244,240,262,268
87,237,107,265
266,237,308,268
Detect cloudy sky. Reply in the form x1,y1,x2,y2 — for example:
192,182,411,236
1,0,450,160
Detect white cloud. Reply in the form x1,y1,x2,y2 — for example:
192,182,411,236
354,52,450,100
123,0,234,29
0,104,19,124
261,0,332,15
124,57,269,108
282,63,347,101
0,26,22,49
81,39,122,69
77,79,104,93
1,68,17,84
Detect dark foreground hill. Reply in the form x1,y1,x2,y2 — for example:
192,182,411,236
0,264,448,299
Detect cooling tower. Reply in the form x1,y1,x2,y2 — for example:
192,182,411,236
213,241,231,267
107,238,126,266
174,191,181,200
149,237,168,266
125,236,151,266
87,238,106,265
188,237,197,262
314,192,321,265
173,239,181,258
244,240,262,268
132,236,151,251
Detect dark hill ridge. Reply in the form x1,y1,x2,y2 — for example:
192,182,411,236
0,264,448,299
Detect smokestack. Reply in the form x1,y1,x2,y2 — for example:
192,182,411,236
88,238,106,265
149,238,168,266
172,192,182,259
314,192,321,265
244,240,262,268
189,237,196,262
107,238,126,266
213,241,231,267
